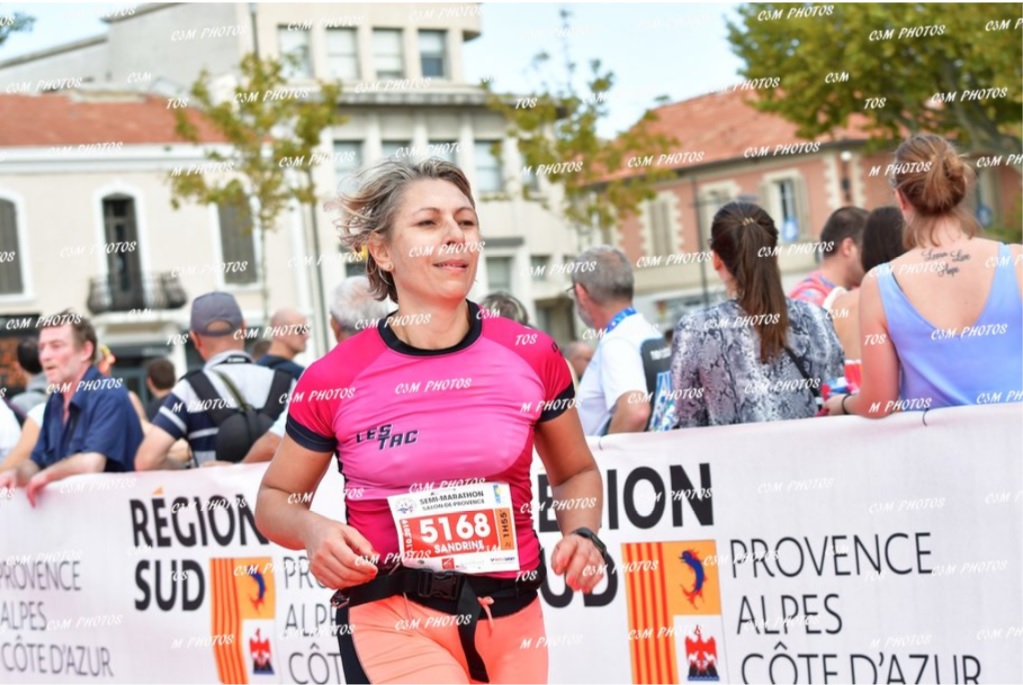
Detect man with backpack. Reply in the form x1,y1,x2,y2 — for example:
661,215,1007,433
135,292,293,470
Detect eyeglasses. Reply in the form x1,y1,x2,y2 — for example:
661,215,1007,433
564,283,576,300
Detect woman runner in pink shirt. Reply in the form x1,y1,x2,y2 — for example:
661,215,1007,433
255,158,606,684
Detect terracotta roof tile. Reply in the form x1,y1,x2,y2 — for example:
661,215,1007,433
606,88,878,180
0,91,227,147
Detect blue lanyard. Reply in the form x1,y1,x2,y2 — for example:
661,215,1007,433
605,307,637,333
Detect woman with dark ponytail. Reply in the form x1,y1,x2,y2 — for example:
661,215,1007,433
825,134,1022,417
670,201,844,427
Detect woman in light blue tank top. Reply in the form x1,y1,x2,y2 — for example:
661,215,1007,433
826,134,1023,417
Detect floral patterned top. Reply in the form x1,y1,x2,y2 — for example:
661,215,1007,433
670,298,845,427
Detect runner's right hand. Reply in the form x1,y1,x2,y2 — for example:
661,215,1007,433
302,517,379,590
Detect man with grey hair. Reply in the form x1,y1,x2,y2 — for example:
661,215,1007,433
243,276,388,461
328,276,391,343
569,246,675,435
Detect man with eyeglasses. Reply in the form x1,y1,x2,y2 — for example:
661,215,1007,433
567,246,675,436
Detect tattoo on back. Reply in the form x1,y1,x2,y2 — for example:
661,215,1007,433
921,248,971,277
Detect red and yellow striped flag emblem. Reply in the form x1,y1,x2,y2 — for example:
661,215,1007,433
623,540,721,684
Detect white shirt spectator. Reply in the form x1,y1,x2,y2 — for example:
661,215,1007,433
0,401,22,460
27,402,45,427
576,312,661,435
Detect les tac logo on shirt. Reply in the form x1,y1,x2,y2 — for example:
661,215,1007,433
355,423,419,450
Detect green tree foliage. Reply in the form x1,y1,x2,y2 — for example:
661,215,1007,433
727,4,1022,163
484,9,679,241
0,10,33,48
169,53,343,322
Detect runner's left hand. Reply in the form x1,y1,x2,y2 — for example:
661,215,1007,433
551,533,606,593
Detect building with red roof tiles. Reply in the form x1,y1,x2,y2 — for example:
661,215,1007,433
598,90,1019,331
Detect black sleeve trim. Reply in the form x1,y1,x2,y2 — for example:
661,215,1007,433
538,382,576,423
285,414,338,453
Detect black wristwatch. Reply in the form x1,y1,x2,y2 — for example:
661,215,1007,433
571,527,609,561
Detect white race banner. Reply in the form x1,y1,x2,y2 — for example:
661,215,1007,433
0,404,1019,684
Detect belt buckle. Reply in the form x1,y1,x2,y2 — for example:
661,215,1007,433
330,588,350,609
420,571,461,600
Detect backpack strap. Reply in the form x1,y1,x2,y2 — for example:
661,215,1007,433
262,370,291,420
183,370,237,425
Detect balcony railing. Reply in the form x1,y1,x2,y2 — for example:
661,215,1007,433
87,272,188,315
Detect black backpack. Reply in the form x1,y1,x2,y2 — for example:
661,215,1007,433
185,368,291,463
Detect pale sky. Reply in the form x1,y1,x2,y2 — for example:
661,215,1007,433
0,2,746,136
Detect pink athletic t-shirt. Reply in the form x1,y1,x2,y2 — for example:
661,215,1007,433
286,300,575,578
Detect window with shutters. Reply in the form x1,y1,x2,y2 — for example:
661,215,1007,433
486,256,513,291
0,200,23,295
474,141,503,193
327,28,359,80
373,29,404,80
649,196,675,257
762,174,808,243
278,27,312,79
419,30,447,78
101,195,144,309
217,201,258,285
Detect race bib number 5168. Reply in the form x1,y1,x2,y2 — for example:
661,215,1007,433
388,483,518,574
